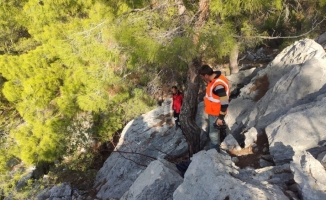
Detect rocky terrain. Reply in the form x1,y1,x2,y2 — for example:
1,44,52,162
36,38,326,200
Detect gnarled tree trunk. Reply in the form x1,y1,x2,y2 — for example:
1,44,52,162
179,58,201,157
178,0,209,157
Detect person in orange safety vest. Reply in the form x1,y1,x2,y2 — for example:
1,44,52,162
199,64,230,152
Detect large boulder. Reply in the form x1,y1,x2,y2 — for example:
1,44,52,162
227,38,326,133
234,163,293,190
173,150,289,200
266,96,326,165
227,67,262,98
290,151,326,200
225,98,255,142
226,39,326,164
36,182,72,200
121,159,183,200
93,100,190,199
316,32,326,49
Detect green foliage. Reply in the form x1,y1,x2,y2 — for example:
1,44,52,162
198,22,237,59
210,0,276,19
0,0,161,169
0,0,326,197
0,0,31,54
122,88,156,122
320,0,326,6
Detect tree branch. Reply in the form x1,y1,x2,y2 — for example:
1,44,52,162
177,55,189,64
108,139,156,168
234,17,326,40
122,3,169,16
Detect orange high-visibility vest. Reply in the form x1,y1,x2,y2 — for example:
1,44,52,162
204,74,230,116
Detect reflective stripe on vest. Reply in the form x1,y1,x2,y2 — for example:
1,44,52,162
205,79,229,102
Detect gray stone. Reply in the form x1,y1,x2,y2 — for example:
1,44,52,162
230,39,326,133
307,145,326,158
231,157,239,163
94,101,189,199
173,150,289,200
261,154,273,162
259,159,274,168
317,151,326,168
284,190,300,200
6,158,21,168
290,151,326,200
225,98,255,143
227,67,260,96
266,97,326,165
256,47,265,55
220,134,241,151
121,159,183,200
37,188,50,200
315,32,326,49
244,127,258,148
235,164,293,190
37,182,72,200
288,183,299,192
15,167,34,191
246,51,255,61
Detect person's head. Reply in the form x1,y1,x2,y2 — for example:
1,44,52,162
199,64,214,82
171,86,178,94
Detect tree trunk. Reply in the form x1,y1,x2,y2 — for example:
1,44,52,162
178,0,209,158
229,44,239,74
179,58,202,157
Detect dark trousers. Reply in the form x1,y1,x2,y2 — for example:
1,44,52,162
173,110,180,127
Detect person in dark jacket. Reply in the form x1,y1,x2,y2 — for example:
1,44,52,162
171,86,183,130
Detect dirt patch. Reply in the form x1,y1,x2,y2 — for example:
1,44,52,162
229,131,272,169
152,113,174,128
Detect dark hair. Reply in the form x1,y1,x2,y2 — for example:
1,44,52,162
172,86,178,90
199,64,213,76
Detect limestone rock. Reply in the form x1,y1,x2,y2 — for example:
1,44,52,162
266,97,326,165
94,100,188,199
220,134,241,151
259,159,274,168
316,32,326,49
225,98,254,143
290,151,326,200
227,39,326,133
37,182,72,200
234,164,293,190
317,151,326,168
173,150,289,200
121,159,183,200
244,127,258,148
